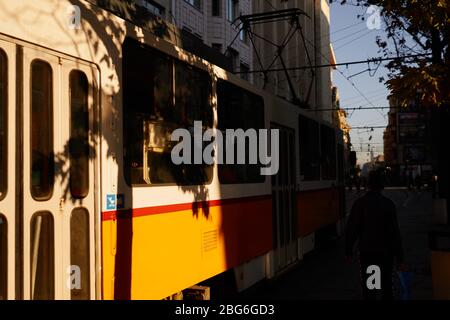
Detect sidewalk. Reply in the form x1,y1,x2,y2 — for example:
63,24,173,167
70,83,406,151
240,189,435,300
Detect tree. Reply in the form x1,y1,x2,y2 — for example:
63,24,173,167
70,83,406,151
339,0,450,107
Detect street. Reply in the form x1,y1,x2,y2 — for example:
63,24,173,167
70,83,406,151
240,188,434,300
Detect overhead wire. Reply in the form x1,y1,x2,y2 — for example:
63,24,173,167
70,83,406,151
323,27,371,48
342,91,388,105
335,29,375,51
301,37,390,120
340,87,387,102
233,53,431,73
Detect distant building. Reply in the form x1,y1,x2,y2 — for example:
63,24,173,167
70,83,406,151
332,86,351,158
383,96,433,184
331,85,354,183
332,87,351,142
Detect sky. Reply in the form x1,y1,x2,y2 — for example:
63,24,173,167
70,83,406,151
329,2,390,164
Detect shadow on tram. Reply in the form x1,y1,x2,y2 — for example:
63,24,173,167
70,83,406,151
62,0,228,300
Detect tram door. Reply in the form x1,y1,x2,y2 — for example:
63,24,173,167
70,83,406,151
0,39,99,300
271,125,297,273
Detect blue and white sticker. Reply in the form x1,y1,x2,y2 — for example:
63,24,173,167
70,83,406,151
106,194,125,210
106,194,117,210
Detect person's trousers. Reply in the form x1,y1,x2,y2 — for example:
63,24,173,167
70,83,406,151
359,252,394,300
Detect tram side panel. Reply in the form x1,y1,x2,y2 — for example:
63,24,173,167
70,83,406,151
297,114,344,258
270,98,344,264
101,37,275,299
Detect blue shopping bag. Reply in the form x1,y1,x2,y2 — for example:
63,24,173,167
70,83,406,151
397,271,413,300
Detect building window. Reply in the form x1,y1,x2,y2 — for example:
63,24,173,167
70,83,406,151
69,70,89,199
137,0,165,17
239,29,247,43
240,63,249,81
227,48,239,72
30,60,54,201
227,0,239,22
212,43,223,53
0,50,7,201
212,0,221,16
182,26,203,41
185,0,201,10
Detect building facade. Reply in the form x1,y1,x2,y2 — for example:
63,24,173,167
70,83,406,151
332,86,353,181
251,0,335,123
383,96,433,184
383,100,398,167
136,0,252,77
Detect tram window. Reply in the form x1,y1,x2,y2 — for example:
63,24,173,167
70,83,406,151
70,208,90,300
69,70,89,199
142,60,213,185
298,115,320,181
321,124,337,180
123,38,213,185
30,212,54,300
31,60,54,200
123,40,172,185
0,50,6,200
217,79,265,184
175,61,213,128
0,214,6,300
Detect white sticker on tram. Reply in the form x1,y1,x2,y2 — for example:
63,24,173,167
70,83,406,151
171,121,280,176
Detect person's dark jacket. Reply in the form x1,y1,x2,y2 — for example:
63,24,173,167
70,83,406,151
345,191,404,262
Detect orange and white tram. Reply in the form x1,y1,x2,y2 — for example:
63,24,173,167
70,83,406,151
0,0,345,300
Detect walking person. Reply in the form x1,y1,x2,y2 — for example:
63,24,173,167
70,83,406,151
345,170,405,300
